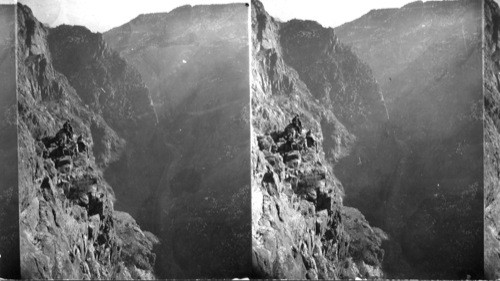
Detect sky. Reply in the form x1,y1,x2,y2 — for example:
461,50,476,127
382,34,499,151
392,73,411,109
3,0,448,33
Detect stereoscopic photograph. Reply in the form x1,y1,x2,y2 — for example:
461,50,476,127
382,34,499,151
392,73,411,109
251,0,483,279
8,0,250,279
0,0,499,280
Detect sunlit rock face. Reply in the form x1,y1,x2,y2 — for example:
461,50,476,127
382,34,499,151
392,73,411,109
104,4,252,278
16,3,158,279
251,0,388,279
336,0,483,278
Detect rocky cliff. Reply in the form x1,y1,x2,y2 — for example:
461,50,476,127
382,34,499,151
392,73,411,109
336,0,483,278
104,4,251,278
484,0,500,278
46,23,164,225
0,4,20,279
17,3,158,279
251,1,387,279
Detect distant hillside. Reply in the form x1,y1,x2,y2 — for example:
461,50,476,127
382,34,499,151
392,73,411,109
336,0,480,98
336,0,483,278
104,3,251,278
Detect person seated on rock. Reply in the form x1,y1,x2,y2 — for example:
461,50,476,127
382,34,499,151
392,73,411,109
292,114,303,134
283,138,295,153
63,120,74,140
52,121,71,148
283,123,297,142
54,129,68,147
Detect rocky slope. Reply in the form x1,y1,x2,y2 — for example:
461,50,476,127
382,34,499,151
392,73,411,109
0,4,20,279
485,0,500,278
17,3,158,279
104,4,251,278
251,1,388,279
336,0,483,278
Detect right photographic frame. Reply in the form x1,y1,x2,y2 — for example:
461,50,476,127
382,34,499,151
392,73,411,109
485,0,500,279
251,0,484,279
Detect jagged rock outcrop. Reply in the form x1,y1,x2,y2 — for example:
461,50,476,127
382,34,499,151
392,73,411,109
0,4,20,279
335,0,483,278
253,118,387,279
485,0,500,278
251,1,387,279
17,3,158,279
104,4,251,278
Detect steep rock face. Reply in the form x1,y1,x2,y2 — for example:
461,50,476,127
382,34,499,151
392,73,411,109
252,122,387,279
48,25,157,138
17,4,158,279
46,24,163,222
336,0,483,278
105,4,251,278
485,0,500,278
279,20,387,135
0,4,20,279
276,11,400,245
251,1,387,279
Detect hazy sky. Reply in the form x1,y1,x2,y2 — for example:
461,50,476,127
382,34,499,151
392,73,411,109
5,0,449,32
